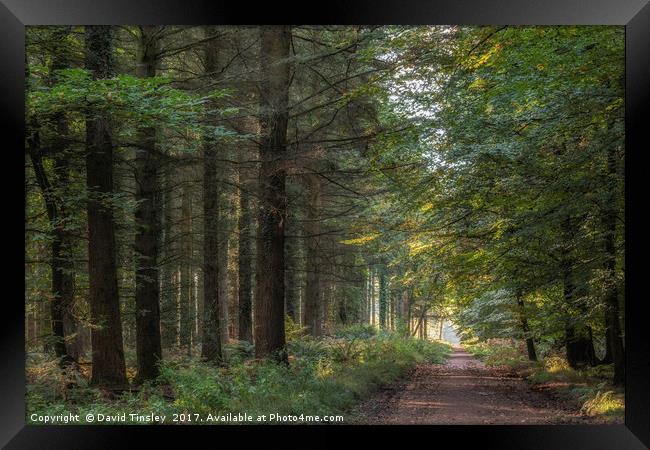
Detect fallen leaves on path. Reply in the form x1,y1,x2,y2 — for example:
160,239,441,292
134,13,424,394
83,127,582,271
349,346,597,425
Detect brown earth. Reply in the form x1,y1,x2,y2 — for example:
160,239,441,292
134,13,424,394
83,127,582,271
349,346,597,425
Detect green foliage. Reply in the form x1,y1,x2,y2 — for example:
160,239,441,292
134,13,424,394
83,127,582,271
456,290,519,340
223,340,255,364
464,339,533,369
284,315,308,342
345,26,624,385
27,68,233,151
26,329,450,424
24,25,626,420
334,324,376,340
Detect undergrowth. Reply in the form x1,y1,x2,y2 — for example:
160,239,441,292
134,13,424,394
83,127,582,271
26,324,450,425
463,338,624,422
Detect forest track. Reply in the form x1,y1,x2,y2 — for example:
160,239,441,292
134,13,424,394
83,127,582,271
349,346,595,425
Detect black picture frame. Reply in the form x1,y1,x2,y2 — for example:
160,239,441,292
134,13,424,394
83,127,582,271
3,1,649,448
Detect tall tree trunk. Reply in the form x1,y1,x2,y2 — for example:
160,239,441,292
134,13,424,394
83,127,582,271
84,25,127,388
284,185,300,323
160,162,177,348
134,25,162,382
201,30,224,361
370,267,375,326
254,26,291,361
179,180,193,354
388,291,395,331
228,216,239,338
516,290,537,361
362,267,369,324
378,266,388,329
303,174,322,336
27,29,78,366
51,30,81,362
55,151,81,363
406,289,412,334
396,291,404,331
337,257,347,325
601,142,625,384
218,202,230,344
39,298,50,352
562,261,596,368
195,269,202,342
560,217,597,369
28,143,75,365
215,120,231,342
238,172,253,342
236,107,259,343
189,260,197,352
26,308,36,347
412,305,427,339
423,313,428,340
174,269,181,346
321,277,330,332
401,290,410,334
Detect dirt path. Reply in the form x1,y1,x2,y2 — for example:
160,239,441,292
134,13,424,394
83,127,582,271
350,346,593,425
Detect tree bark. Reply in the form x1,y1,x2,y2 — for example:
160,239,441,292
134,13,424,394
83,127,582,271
321,276,331,332
400,290,409,334
179,180,193,354
29,143,76,365
411,305,427,338
370,267,376,326
362,267,369,324
406,289,412,334
27,28,79,366
218,197,230,344
238,172,253,342
559,216,597,369
160,161,177,348
233,43,259,343
336,256,348,325
378,266,388,329
601,143,625,385
516,290,537,361
85,25,127,388
303,174,322,336
284,187,301,323
562,260,597,368
201,29,224,361
423,313,428,339
254,26,291,361
202,139,223,360
133,25,163,382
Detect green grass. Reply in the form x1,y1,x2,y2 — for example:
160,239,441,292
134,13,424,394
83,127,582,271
463,338,624,423
26,326,450,425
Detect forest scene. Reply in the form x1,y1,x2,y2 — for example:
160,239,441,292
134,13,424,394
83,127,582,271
25,25,624,425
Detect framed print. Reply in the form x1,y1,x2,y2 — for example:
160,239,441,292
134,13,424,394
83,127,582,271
2,0,649,448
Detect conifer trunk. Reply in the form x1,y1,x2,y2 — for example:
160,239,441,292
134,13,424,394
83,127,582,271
134,25,163,382
303,174,322,336
254,26,291,361
85,25,127,388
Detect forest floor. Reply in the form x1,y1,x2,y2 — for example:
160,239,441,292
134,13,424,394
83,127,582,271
349,345,601,424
